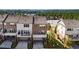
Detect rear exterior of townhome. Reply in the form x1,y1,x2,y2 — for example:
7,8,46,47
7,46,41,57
17,15,33,40
33,16,47,40
16,15,33,49
64,20,79,41
0,14,8,40
3,15,20,41
33,16,47,49
32,16,47,49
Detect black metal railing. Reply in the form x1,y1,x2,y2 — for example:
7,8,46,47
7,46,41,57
3,29,16,33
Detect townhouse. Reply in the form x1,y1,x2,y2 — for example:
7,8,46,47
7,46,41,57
16,15,33,49
32,16,47,48
0,14,8,42
0,15,20,48
64,20,79,41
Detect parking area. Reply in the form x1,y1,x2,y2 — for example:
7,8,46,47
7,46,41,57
0,40,12,48
33,41,44,49
15,41,28,49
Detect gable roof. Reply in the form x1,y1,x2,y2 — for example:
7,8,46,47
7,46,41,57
63,20,79,28
18,15,33,24
34,16,47,24
5,15,20,23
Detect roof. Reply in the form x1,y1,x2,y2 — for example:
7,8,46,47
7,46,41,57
0,14,7,22
47,19,65,27
47,20,59,25
5,15,20,23
34,16,47,24
63,20,79,28
18,15,33,24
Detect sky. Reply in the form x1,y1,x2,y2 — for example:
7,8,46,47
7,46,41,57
0,0,79,9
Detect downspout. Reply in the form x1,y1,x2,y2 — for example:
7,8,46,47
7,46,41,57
2,14,9,33
31,15,35,48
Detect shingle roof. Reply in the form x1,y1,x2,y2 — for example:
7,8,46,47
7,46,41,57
18,15,33,24
34,16,47,24
5,15,20,23
0,14,7,22
63,20,79,28
47,20,59,25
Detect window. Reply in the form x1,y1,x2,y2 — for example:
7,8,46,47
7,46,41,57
24,24,29,27
4,23,6,25
3,29,7,33
67,28,73,31
69,35,73,37
21,30,23,35
18,30,30,36
10,23,15,25
76,29,79,31
39,25,46,27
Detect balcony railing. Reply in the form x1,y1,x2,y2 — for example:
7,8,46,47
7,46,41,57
3,29,16,33
18,30,30,36
33,31,46,35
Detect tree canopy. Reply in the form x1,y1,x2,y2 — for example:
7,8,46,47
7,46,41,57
0,9,79,20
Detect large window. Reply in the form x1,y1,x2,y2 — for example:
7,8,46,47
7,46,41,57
3,28,16,33
76,28,79,31
18,30,30,36
34,30,46,34
24,24,29,27
18,30,20,35
39,25,46,27
67,28,73,31
10,23,15,25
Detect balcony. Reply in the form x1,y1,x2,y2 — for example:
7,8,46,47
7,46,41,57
18,30,30,36
33,31,46,35
3,29,16,33
33,31,47,38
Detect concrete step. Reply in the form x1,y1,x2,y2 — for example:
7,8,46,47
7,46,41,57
0,40,12,48
15,41,28,49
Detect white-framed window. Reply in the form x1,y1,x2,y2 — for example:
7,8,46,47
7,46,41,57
39,25,46,27
18,30,20,35
10,23,15,25
76,28,79,31
18,30,30,36
4,23,6,25
24,24,29,27
67,28,73,31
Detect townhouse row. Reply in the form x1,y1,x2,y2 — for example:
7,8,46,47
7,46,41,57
0,14,67,48
0,14,48,42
